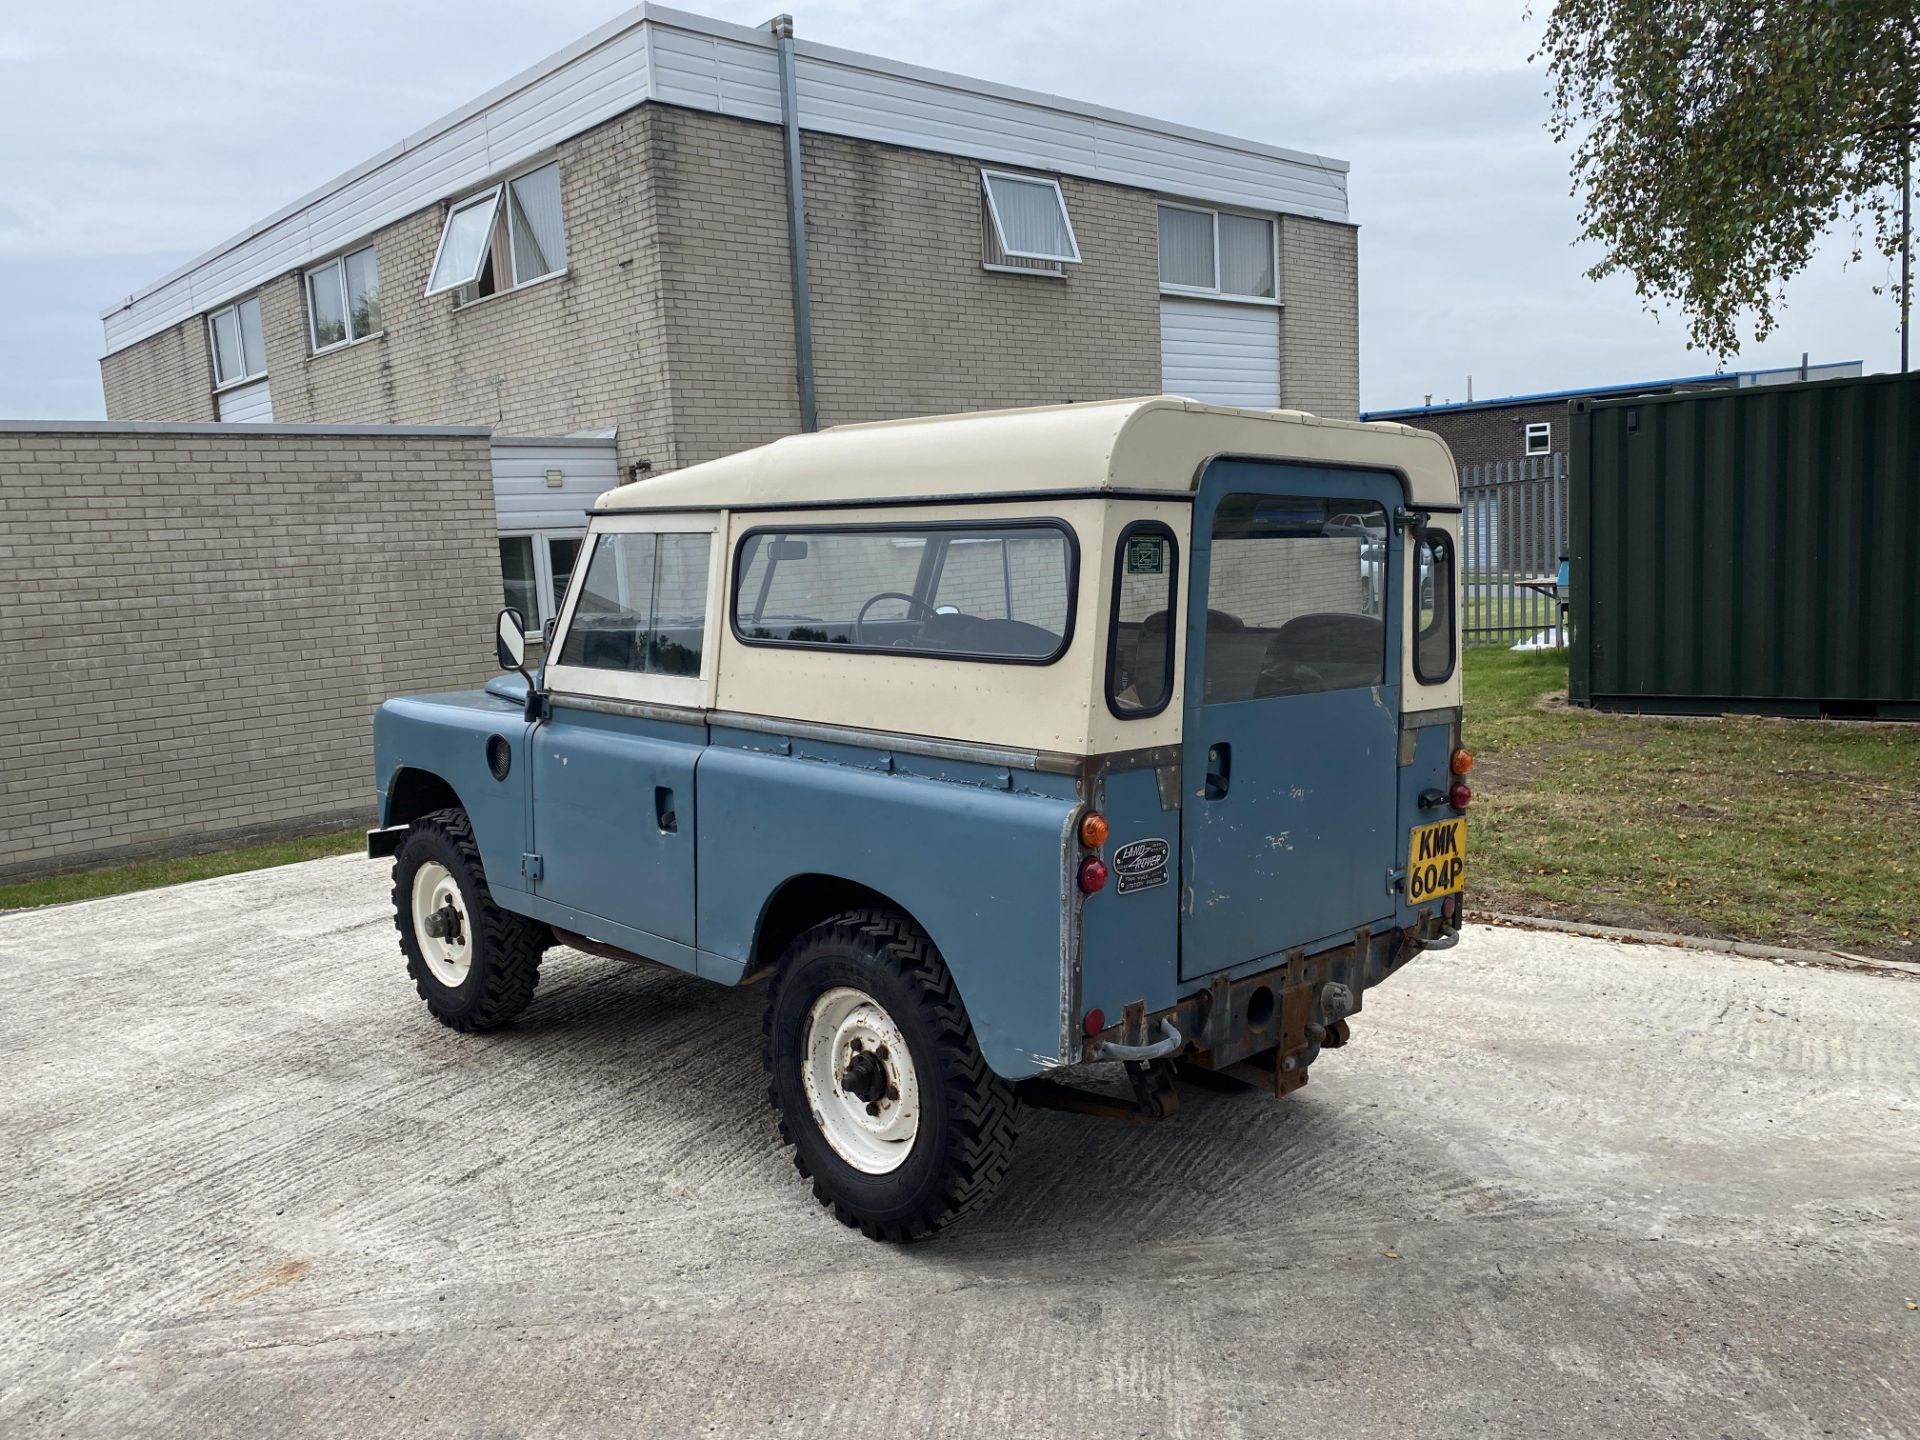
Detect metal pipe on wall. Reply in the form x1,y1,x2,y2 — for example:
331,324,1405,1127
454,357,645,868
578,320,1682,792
769,14,820,431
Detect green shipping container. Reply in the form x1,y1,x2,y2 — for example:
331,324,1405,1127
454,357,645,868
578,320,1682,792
1568,370,1920,719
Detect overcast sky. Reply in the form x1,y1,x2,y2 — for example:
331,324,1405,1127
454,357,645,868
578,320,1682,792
0,0,1907,421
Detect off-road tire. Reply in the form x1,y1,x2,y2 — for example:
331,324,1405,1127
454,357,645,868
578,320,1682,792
392,808,545,1031
763,909,1019,1242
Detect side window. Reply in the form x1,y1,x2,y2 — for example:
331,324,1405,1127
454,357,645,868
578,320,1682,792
207,297,267,387
1106,524,1178,718
733,523,1077,662
1203,495,1385,702
306,245,381,351
1415,529,1456,683
556,531,711,677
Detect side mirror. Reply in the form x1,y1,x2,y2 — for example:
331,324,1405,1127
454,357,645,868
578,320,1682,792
495,607,528,671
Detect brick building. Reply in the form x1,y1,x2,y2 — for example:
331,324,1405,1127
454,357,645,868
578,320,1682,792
1363,360,1863,471
98,5,1360,632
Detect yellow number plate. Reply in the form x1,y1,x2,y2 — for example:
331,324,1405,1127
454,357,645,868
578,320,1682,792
1407,819,1467,905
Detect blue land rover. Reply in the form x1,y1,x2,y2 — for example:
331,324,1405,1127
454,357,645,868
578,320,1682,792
369,397,1469,1241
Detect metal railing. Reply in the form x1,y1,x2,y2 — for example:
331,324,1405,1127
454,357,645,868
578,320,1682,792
1460,453,1568,649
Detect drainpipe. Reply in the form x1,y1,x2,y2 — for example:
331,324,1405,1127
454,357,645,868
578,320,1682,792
769,14,819,431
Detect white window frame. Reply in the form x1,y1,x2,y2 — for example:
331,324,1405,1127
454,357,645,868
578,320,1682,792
980,169,1081,265
1157,201,1280,306
543,513,725,710
1524,422,1553,456
425,159,569,304
981,190,1062,277
425,185,504,297
499,530,584,635
207,297,267,390
305,245,381,354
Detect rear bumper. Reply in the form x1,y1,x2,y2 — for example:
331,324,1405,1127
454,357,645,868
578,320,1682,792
1078,909,1458,1089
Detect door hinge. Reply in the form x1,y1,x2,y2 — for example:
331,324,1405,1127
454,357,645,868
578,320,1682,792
1386,866,1406,893
522,852,544,882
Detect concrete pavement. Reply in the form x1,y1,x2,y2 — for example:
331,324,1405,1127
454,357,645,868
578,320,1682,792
2,855,1916,1438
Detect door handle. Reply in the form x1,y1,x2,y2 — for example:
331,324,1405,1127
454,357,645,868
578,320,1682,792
1204,742,1231,800
655,785,677,833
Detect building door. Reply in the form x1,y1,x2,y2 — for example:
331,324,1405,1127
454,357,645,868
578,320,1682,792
1178,460,1401,979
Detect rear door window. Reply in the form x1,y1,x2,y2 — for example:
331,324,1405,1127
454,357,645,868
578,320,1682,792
1203,495,1386,702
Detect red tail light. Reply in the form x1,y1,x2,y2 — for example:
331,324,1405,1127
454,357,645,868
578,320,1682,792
1449,780,1473,810
1078,856,1109,894
1083,1008,1107,1036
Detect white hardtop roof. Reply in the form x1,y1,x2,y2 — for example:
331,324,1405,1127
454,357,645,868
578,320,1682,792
595,397,1459,513
100,5,1349,358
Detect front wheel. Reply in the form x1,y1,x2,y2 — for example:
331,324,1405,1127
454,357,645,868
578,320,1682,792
392,809,546,1031
762,910,1018,1242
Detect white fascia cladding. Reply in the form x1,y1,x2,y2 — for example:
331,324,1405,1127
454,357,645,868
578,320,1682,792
100,3,1349,358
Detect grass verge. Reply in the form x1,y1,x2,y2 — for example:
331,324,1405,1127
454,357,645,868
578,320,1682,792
0,831,364,911
1465,647,1919,958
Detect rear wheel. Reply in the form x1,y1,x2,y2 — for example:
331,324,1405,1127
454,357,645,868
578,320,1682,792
392,809,546,1031
763,910,1018,1242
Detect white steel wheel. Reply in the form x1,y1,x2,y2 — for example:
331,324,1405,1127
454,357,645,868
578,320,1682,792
410,861,473,989
801,986,922,1175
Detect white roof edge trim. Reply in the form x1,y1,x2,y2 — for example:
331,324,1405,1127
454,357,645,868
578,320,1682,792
100,3,1350,352
97,5,661,324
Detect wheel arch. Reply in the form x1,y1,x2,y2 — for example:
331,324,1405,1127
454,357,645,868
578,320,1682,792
384,767,467,829
751,873,926,977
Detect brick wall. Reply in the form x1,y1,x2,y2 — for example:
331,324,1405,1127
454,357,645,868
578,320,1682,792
1278,217,1360,419
98,323,217,423
1390,400,1567,471
0,423,499,879
100,100,1357,469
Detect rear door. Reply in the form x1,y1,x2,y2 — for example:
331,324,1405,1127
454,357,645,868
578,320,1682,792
1178,462,1402,979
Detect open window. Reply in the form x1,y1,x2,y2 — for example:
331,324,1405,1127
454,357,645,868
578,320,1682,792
425,161,568,301
980,170,1081,266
